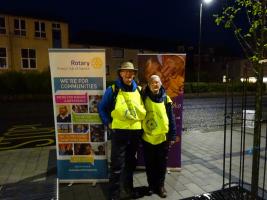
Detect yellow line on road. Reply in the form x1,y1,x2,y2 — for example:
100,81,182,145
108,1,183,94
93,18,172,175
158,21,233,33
11,124,42,128
0,142,10,145
5,128,54,135
4,131,55,136
0,139,54,150
7,125,42,131
3,134,55,140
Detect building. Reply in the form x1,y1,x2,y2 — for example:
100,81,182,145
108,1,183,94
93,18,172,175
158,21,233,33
70,43,153,82
0,13,69,72
3,13,263,85
70,30,178,82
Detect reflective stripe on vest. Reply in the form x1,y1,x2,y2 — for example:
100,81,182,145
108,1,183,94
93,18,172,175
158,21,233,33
111,89,146,130
142,97,169,145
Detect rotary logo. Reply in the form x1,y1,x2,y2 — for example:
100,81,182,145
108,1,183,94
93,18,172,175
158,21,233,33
91,57,103,68
146,118,157,130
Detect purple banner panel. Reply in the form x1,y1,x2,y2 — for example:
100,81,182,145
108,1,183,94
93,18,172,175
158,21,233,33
167,94,183,168
137,54,186,170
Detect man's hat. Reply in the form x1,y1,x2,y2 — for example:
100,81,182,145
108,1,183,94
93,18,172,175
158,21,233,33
117,61,138,71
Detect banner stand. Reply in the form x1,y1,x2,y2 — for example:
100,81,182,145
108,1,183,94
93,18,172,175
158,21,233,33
49,49,108,183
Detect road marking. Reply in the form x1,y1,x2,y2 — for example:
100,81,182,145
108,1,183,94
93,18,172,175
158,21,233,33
4,128,54,135
10,124,42,128
3,134,54,140
0,139,54,150
4,130,54,136
0,141,10,145
5,128,54,134
0,124,56,150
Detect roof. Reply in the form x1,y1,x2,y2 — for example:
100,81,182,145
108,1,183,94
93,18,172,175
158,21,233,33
0,10,68,23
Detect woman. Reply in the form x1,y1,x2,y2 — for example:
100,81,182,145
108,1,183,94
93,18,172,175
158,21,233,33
142,75,176,198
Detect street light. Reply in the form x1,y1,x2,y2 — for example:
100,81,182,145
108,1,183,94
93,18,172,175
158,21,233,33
197,0,213,85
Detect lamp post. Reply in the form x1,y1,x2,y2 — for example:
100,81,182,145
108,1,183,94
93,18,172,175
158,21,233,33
197,0,213,86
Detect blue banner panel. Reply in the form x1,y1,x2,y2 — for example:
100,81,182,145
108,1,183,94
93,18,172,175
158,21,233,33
54,77,103,92
57,160,108,180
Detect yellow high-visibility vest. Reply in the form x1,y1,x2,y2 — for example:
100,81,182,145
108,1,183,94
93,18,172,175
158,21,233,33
142,96,171,145
111,89,146,130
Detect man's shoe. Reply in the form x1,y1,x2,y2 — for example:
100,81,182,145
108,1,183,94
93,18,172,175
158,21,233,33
130,189,141,199
124,187,141,199
158,186,167,198
146,186,154,196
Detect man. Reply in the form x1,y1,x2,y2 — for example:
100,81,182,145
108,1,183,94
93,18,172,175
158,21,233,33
98,61,146,200
57,105,71,122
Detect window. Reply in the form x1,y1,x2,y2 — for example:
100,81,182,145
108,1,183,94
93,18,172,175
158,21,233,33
0,48,7,68
112,48,124,58
52,23,61,30
21,49,36,69
0,16,6,34
34,21,46,38
52,23,62,48
14,19,26,36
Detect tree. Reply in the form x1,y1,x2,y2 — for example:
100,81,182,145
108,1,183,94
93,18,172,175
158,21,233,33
215,0,266,199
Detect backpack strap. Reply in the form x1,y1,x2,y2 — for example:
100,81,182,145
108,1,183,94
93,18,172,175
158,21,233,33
111,84,119,97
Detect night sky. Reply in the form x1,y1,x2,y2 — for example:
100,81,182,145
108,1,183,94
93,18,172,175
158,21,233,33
1,0,239,50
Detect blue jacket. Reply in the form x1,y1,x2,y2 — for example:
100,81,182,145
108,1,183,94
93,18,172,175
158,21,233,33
98,78,139,126
143,85,177,141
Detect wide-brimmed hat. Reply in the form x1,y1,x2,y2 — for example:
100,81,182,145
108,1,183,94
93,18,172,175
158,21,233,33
117,61,138,71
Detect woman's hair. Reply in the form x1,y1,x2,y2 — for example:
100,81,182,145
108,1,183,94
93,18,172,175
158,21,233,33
148,75,162,85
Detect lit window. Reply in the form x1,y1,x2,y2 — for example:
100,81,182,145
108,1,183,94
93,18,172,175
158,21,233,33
21,49,36,69
0,16,6,34
0,48,7,68
14,19,26,36
34,21,46,38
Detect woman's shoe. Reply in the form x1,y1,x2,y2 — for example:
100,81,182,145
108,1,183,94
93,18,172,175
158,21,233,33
158,186,167,198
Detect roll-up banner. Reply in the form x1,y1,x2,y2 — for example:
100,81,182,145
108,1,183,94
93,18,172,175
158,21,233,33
49,49,108,182
137,54,186,170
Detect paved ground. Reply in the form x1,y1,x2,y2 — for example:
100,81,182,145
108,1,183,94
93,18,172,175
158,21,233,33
1,124,267,200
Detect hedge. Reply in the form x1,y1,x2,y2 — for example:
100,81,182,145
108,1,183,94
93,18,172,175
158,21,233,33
0,71,51,95
0,72,265,95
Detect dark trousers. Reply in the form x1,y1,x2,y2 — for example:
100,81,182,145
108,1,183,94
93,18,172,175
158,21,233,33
109,129,141,199
142,140,169,189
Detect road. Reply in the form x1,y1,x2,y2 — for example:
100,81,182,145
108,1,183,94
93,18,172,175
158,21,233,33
183,95,267,130
0,100,55,150
0,95,266,150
